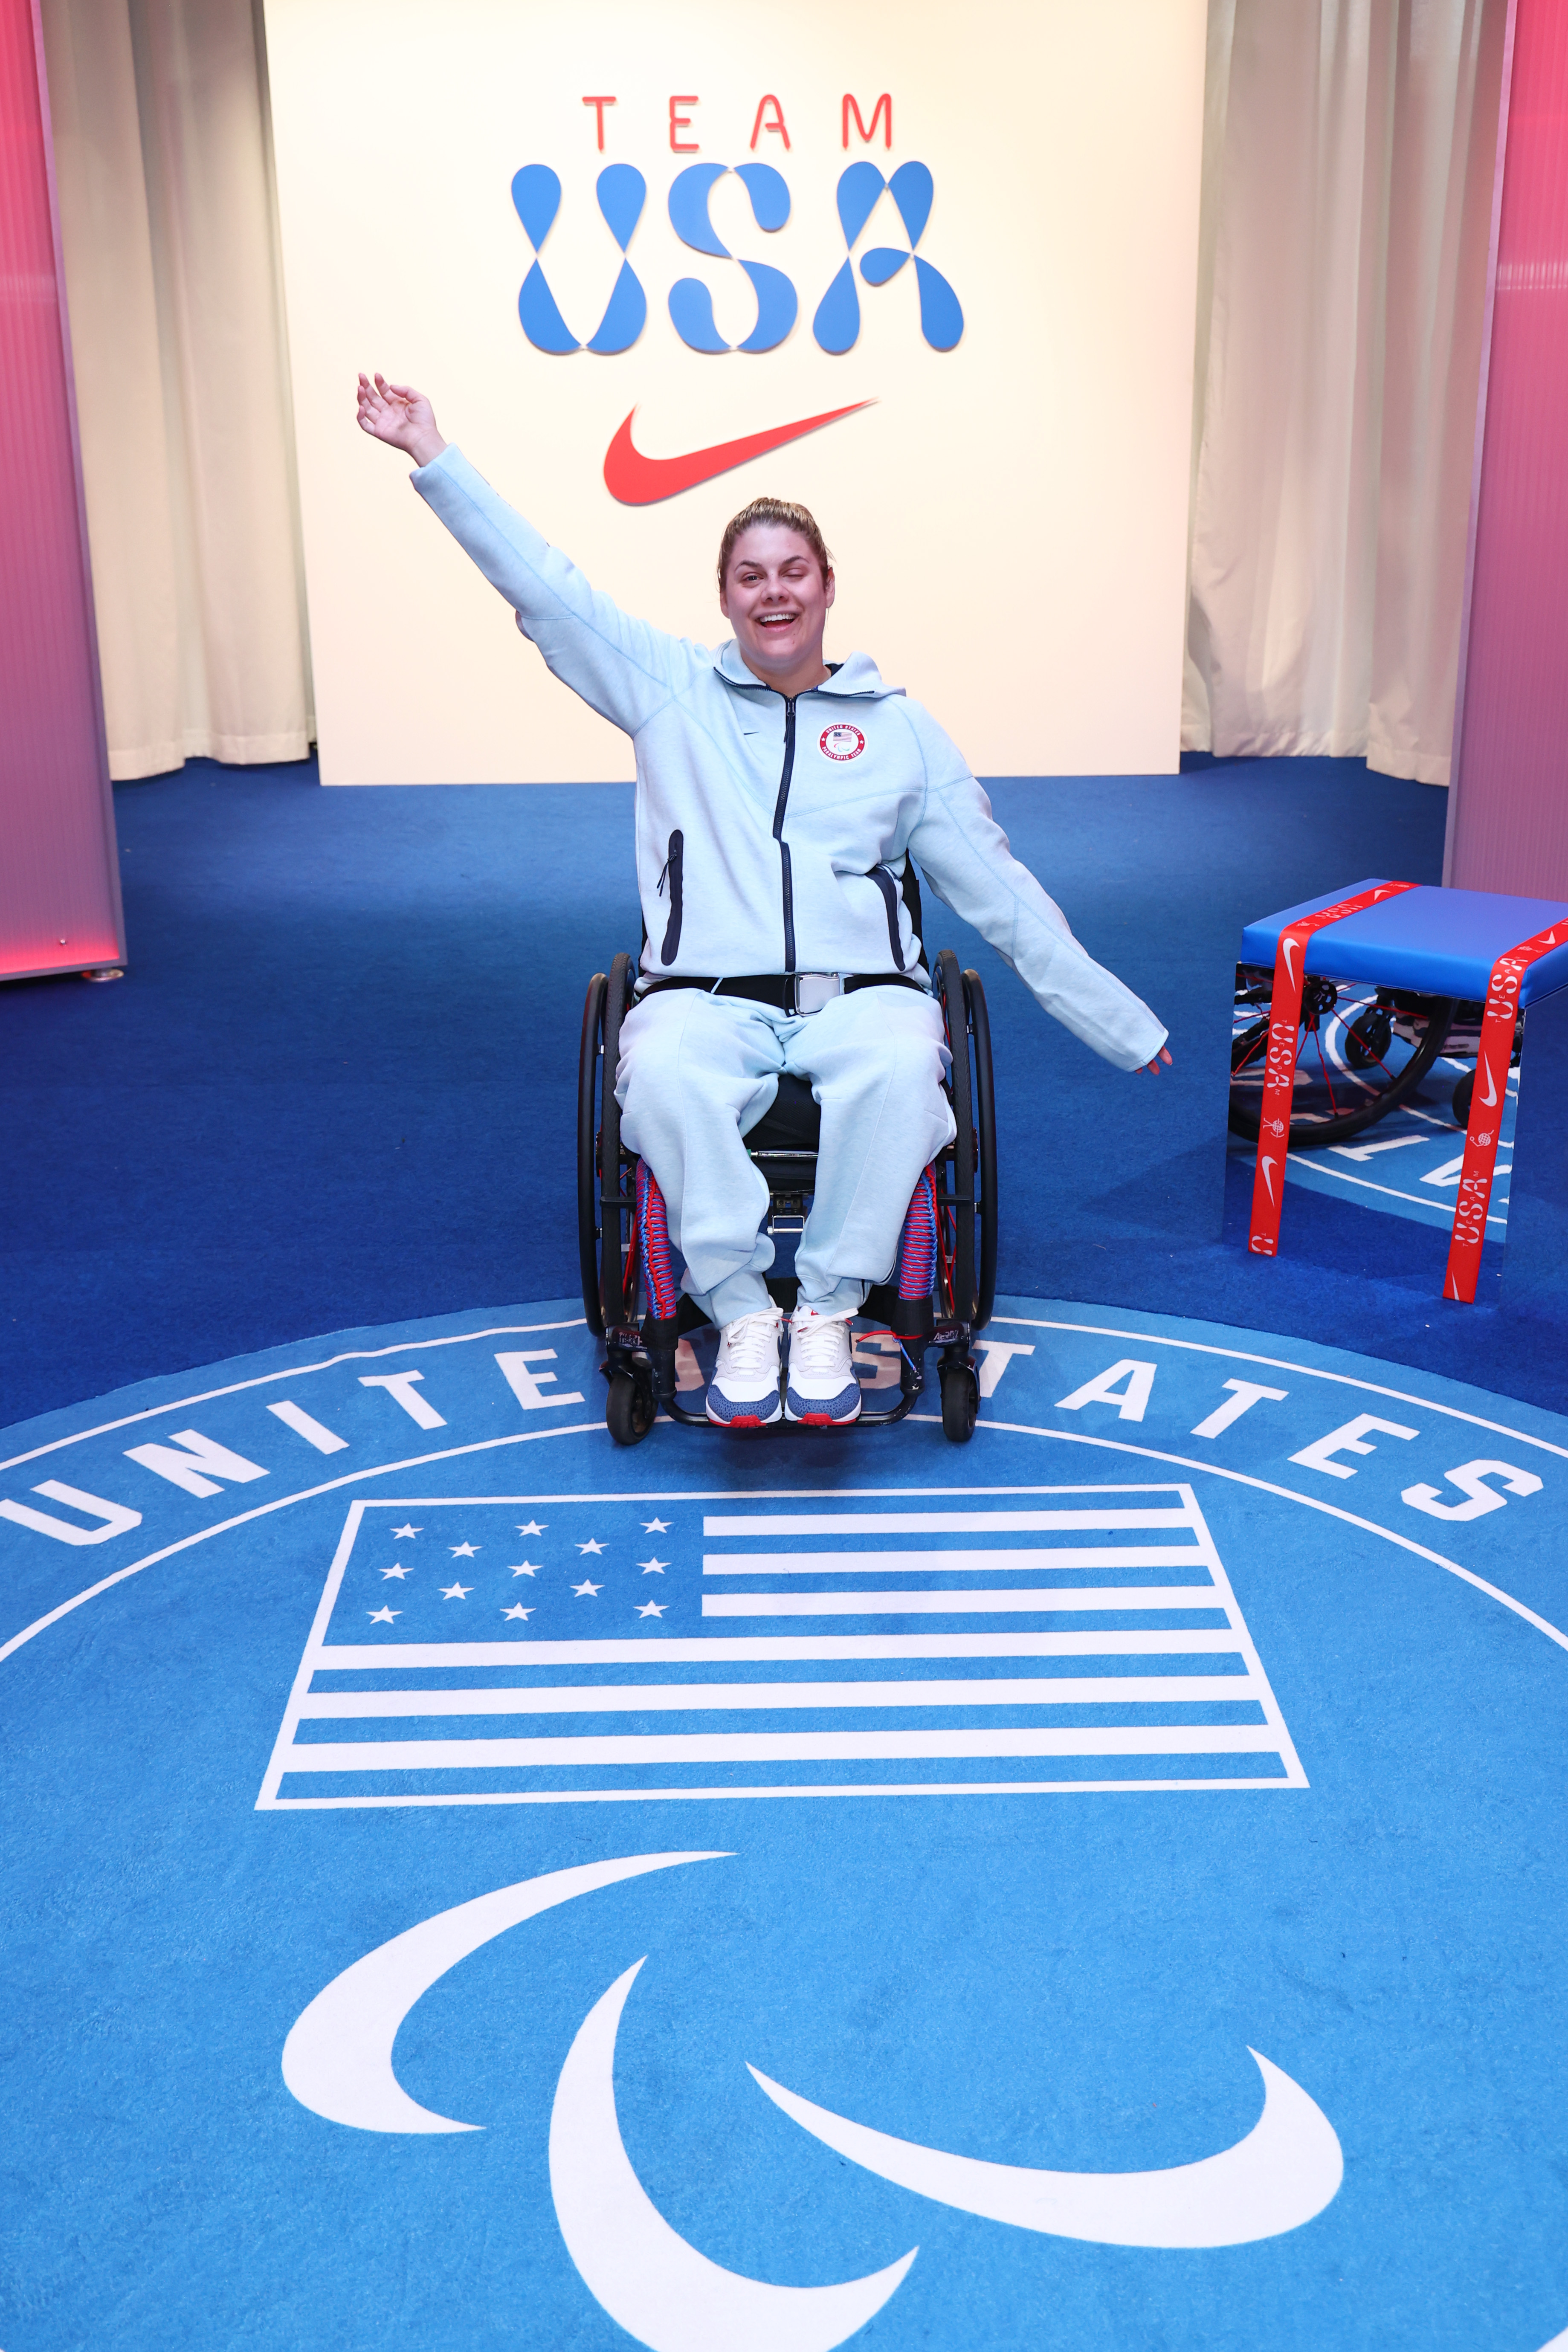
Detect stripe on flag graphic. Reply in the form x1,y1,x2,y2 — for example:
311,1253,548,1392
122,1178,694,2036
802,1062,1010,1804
258,1486,1307,1807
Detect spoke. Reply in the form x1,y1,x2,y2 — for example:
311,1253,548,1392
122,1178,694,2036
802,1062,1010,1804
1310,1025,1343,1116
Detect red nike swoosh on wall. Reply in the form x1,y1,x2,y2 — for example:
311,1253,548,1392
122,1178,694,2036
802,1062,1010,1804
603,401,875,505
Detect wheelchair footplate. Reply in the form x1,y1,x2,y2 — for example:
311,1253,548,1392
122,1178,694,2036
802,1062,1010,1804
599,1290,981,1447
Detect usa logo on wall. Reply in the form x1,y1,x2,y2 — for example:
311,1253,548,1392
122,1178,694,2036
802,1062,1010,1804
508,100,963,504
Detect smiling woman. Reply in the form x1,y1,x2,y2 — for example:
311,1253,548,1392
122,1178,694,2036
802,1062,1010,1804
354,371,1168,1427
716,498,837,702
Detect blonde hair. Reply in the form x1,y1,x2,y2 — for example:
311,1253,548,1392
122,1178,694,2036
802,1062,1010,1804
717,497,834,594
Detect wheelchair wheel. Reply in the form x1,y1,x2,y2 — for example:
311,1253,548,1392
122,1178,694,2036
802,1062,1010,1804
1228,968,1454,1147
966,967,998,1332
577,972,608,1335
940,1358,979,1443
934,952,975,1321
577,953,638,1333
606,1365,657,1446
934,950,994,1328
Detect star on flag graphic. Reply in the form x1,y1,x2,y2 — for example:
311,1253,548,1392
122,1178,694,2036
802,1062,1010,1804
340,1507,687,1650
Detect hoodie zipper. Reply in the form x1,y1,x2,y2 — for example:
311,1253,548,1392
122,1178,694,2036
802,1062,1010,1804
658,829,684,964
867,863,908,970
772,697,798,971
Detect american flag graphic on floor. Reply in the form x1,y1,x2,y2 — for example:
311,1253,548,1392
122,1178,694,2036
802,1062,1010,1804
258,1485,1307,1807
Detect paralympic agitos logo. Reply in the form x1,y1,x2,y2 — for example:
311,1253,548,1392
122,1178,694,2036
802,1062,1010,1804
509,92,964,503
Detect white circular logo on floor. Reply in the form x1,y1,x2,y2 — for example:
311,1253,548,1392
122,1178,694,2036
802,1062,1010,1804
6,1298,1568,2352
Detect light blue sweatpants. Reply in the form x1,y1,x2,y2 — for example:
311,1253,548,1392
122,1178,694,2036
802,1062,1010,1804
616,984,956,1328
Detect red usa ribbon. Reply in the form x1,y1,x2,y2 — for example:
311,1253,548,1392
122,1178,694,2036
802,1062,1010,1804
1248,881,1419,1257
1442,918,1566,1302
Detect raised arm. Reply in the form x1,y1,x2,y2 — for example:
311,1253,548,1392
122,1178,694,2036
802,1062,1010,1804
357,372,447,466
356,373,698,735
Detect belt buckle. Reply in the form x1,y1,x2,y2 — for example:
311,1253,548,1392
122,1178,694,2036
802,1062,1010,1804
793,973,841,1016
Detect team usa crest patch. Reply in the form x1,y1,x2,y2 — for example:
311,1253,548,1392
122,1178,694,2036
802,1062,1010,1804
4,1293,1568,2351
820,722,866,761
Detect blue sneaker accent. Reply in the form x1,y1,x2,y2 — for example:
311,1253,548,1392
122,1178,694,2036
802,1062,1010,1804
784,1374,862,1425
706,1382,783,1428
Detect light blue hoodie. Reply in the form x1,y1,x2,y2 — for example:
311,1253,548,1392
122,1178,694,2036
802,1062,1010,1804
412,446,1167,1070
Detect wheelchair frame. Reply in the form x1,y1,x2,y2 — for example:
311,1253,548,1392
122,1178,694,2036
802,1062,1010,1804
577,947,998,1445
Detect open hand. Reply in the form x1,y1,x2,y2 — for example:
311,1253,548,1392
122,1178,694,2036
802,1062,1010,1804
356,372,446,467
1134,1046,1174,1076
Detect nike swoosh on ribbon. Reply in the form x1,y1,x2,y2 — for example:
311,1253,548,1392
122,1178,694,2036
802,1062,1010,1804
1481,1063,1498,1107
603,401,875,505
1261,1156,1278,1203
1281,937,1298,988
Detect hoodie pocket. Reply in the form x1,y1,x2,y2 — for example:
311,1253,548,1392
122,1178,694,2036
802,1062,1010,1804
659,830,684,965
867,863,908,971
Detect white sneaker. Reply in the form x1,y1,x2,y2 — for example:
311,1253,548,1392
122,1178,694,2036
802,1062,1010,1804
785,1306,863,1425
707,1307,784,1428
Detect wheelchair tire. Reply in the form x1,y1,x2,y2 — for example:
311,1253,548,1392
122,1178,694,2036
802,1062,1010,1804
1228,979,1455,1147
606,1366,657,1447
577,972,608,1335
940,1359,979,1444
935,950,978,1323
1452,1069,1473,1130
599,954,635,1325
965,967,998,1333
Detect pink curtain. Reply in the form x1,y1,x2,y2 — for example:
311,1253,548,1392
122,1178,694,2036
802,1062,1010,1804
1446,0,1568,894
0,0,122,980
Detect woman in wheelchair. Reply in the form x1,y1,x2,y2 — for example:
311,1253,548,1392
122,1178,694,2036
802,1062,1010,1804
357,373,1171,1430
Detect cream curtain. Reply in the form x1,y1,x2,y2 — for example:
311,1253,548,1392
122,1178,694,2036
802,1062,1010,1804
41,0,311,779
1185,0,1507,786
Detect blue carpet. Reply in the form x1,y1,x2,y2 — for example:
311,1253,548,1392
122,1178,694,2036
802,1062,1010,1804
4,1298,1568,2351
3,749,1563,1428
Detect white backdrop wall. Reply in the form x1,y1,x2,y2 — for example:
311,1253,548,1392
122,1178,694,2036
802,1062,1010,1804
261,0,1208,785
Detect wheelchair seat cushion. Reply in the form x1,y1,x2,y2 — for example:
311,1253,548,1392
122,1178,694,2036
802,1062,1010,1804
744,1072,821,1153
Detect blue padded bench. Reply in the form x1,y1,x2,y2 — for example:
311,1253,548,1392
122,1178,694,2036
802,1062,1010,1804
1240,880,1568,1006
1238,879,1568,1302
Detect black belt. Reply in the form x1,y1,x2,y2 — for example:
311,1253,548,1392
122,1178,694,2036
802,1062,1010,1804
642,972,923,1013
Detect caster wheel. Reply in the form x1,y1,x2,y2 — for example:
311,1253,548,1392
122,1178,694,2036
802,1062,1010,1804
940,1361,979,1444
1345,1007,1393,1069
1452,1069,1474,1130
606,1368,657,1447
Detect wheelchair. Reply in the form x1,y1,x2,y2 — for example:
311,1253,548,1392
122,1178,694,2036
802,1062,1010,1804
577,946,998,1446
1229,967,1459,1145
